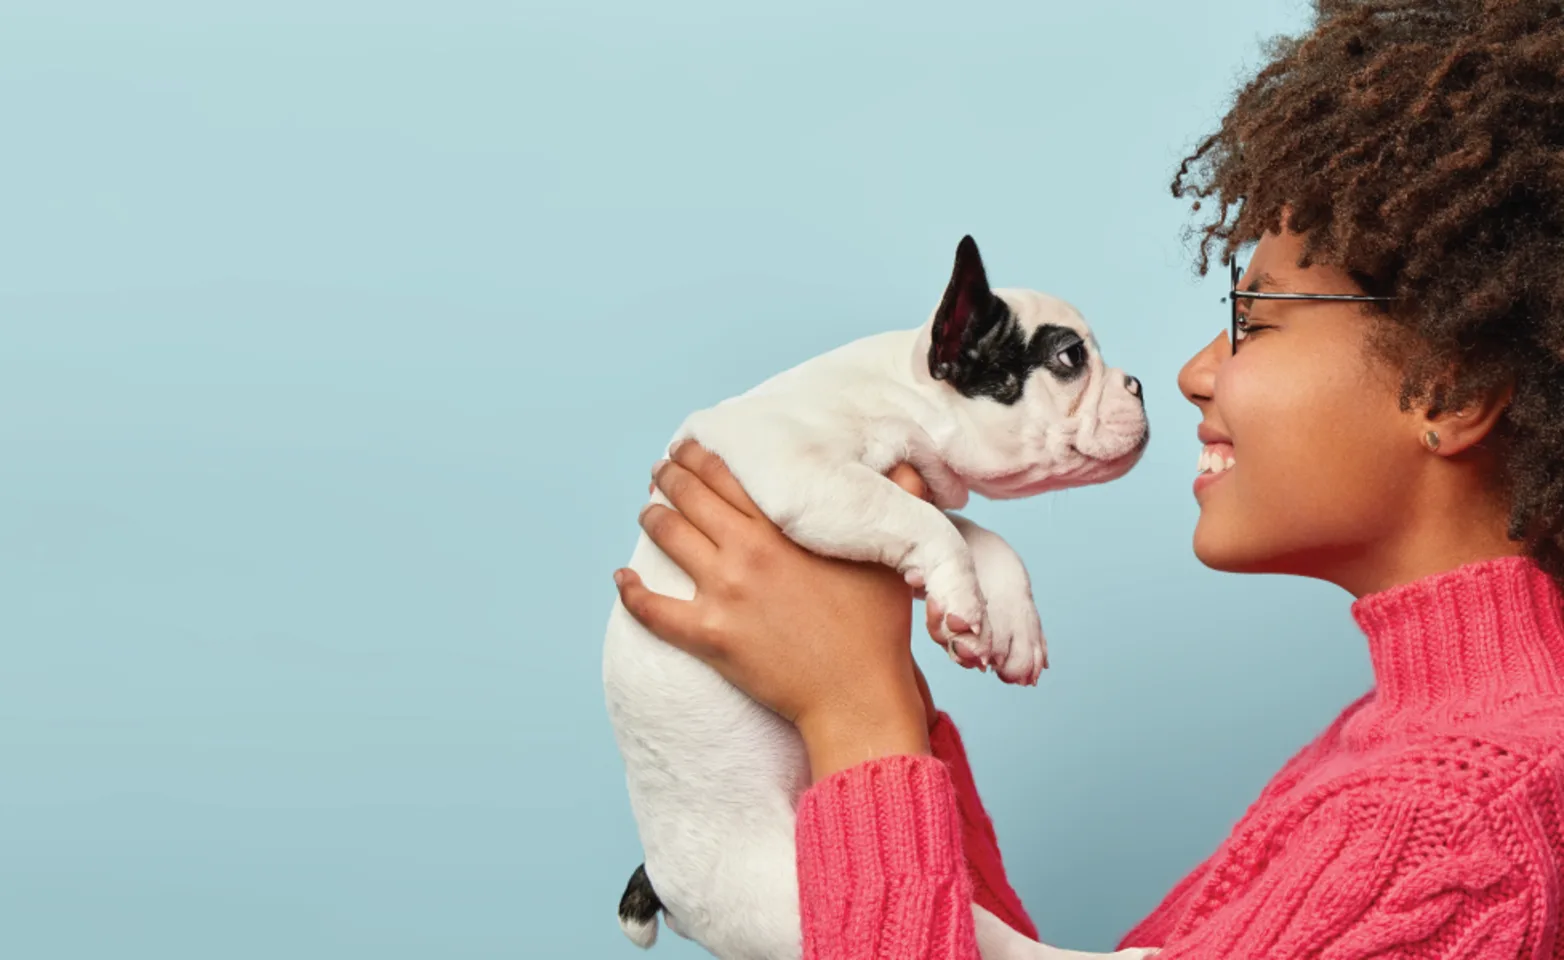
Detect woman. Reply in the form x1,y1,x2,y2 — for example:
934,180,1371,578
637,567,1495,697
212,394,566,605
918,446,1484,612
613,2,1564,957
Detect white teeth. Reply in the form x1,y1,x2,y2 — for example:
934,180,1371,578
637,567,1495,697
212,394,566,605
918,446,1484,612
1198,447,1235,476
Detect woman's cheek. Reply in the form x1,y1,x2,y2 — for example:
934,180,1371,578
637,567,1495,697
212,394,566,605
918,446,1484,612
1217,360,1285,487
1228,355,1405,551
1211,359,1348,555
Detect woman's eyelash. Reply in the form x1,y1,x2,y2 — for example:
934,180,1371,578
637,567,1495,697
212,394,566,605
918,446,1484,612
1234,316,1273,345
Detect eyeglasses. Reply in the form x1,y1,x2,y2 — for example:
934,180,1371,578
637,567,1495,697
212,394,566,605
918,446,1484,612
1225,257,1396,355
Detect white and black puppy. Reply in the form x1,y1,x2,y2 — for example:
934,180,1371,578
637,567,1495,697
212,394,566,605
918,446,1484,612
603,237,1151,960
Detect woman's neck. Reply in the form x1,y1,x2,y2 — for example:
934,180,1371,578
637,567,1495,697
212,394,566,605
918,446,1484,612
1332,473,1522,598
1341,538,1526,599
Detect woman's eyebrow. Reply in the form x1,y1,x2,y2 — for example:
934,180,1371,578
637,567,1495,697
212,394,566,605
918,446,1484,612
1243,271,1292,294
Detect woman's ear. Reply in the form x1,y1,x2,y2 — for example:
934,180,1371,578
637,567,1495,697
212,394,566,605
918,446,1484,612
1422,380,1514,456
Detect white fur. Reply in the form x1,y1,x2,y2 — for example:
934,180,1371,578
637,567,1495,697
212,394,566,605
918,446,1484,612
603,273,1153,960
620,914,657,950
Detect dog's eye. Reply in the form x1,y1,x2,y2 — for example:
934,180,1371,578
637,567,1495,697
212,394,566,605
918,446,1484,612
1056,342,1087,369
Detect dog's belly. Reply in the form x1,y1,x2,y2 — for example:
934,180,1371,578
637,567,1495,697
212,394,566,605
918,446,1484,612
603,530,811,959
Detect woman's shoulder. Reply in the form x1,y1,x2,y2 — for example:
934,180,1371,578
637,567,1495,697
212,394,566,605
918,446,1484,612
1257,705,1555,827
1362,694,1564,794
1148,734,1559,958
1232,693,1564,850
1254,694,1564,871
1131,697,1564,955
1243,693,1377,806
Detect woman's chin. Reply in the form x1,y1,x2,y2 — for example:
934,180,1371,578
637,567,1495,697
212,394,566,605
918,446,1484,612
1192,519,1275,575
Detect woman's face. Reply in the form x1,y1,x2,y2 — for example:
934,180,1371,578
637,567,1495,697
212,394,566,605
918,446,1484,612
1180,228,1425,580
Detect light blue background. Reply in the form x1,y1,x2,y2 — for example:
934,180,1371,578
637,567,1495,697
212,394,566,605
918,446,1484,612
0,2,1377,958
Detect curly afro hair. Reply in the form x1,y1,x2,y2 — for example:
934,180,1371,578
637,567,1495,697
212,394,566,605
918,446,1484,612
1175,0,1564,580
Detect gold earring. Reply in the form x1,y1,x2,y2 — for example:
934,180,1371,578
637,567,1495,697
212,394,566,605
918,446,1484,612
1424,430,1441,451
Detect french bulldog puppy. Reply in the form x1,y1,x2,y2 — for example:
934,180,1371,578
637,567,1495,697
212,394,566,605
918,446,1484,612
603,236,1151,960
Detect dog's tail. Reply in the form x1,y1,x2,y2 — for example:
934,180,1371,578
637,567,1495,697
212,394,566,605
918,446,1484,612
617,863,663,949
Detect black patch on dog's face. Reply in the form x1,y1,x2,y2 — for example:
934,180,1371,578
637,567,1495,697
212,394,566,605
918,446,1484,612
929,236,1090,405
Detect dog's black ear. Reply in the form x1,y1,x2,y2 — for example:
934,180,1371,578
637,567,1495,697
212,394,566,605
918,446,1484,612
929,236,1010,389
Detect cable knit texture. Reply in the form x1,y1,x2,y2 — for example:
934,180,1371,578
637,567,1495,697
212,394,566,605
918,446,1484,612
794,556,1564,959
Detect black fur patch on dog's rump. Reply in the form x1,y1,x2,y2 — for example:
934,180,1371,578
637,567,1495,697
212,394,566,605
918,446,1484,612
619,863,663,926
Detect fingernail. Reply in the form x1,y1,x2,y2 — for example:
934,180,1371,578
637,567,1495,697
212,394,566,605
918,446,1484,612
613,569,628,586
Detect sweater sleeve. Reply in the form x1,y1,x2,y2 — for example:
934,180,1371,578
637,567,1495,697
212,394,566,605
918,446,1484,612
1132,786,1546,960
927,711,1041,941
795,754,981,960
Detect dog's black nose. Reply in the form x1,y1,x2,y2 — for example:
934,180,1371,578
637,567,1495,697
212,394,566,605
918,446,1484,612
1124,374,1142,400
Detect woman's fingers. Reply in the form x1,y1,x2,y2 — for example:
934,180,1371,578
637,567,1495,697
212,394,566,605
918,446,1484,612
886,462,931,501
925,596,948,648
639,503,718,579
670,442,765,519
653,459,750,545
613,568,710,656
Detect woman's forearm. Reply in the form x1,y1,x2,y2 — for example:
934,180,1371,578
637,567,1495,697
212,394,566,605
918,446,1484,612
797,669,932,782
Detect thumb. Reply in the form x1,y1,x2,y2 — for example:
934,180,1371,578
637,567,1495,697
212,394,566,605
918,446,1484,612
614,568,706,656
887,463,931,502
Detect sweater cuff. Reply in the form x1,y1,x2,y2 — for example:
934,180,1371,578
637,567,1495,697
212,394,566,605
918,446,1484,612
796,754,978,959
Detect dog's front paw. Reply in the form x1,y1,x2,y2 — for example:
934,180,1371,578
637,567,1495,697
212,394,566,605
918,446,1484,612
917,560,991,670
983,588,1047,686
940,514,1047,685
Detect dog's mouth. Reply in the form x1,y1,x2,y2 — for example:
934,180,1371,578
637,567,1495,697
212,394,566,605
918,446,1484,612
975,436,1148,498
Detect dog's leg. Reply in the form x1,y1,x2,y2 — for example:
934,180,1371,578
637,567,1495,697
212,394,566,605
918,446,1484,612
945,514,1047,685
973,906,1157,960
731,454,991,662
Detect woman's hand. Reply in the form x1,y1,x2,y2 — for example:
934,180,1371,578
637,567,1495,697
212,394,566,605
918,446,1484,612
613,442,935,781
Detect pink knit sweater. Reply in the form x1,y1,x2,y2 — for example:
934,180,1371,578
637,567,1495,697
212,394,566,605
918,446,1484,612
795,556,1564,959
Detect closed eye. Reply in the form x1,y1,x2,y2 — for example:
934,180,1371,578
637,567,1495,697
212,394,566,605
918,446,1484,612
1234,316,1273,347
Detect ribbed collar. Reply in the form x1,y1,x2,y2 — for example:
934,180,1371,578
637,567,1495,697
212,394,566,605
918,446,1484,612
1351,555,1564,710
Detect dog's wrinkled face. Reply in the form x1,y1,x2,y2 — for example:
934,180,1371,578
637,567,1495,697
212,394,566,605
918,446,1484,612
917,235,1149,499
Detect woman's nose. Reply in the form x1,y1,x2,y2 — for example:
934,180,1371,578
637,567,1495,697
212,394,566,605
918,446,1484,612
1178,332,1228,406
